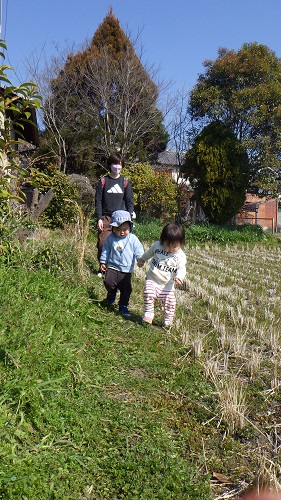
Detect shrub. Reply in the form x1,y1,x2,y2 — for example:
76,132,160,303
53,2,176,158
123,162,177,219
184,121,250,224
26,165,78,228
69,174,95,216
0,41,41,205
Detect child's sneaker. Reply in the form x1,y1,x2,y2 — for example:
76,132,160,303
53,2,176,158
163,319,173,329
142,316,152,325
107,291,116,305
119,305,131,317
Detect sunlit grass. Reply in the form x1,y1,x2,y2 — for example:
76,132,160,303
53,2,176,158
1,220,281,498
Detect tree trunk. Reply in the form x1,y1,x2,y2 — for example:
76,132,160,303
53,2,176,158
30,189,54,221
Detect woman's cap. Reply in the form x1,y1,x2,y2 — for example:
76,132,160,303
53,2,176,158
110,210,132,227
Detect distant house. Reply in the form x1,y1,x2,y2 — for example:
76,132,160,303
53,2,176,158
236,193,278,233
154,150,188,184
153,151,203,221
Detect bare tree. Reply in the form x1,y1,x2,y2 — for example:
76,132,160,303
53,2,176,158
80,44,166,160
26,44,79,173
164,88,198,221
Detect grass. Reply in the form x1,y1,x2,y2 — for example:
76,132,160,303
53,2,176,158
1,220,281,498
0,237,210,499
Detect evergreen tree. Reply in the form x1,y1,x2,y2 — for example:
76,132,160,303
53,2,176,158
184,121,250,224
40,8,168,179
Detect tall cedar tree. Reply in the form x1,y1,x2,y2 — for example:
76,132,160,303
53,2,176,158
46,9,168,178
184,121,250,224
188,43,281,195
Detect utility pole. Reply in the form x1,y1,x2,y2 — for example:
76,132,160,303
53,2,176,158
0,0,2,40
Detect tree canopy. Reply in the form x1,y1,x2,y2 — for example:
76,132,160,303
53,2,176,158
40,8,168,179
184,121,250,224
188,43,281,195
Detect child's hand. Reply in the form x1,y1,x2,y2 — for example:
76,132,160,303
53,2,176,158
174,277,182,285
137,259,145,268
100,263,107,273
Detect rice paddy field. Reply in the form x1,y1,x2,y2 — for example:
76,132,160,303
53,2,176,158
132,234,281,498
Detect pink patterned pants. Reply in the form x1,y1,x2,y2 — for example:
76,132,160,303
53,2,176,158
143,279,176,325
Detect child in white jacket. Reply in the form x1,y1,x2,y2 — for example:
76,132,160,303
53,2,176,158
138,223,186,327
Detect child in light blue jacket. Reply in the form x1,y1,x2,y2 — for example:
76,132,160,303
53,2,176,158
100,210,144,317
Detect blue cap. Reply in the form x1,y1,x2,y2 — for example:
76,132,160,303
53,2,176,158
110,210,132,227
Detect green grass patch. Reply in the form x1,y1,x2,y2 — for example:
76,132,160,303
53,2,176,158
133,217,277,247
0,259,211,499
132,215,163,242
186,222,274,245
1,217,281,498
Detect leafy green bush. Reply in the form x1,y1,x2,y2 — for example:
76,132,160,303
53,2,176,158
123,162,177,219
0,41,41,204
26,165,79,228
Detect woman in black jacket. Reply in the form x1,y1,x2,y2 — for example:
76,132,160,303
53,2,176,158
95,153,134,269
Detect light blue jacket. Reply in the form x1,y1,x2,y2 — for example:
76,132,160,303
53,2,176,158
100,232,144,273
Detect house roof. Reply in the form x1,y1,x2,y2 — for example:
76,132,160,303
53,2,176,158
242,201,260,212
156,150,186,167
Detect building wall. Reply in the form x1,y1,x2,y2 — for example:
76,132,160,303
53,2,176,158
237,194,278,232
258,199,278,230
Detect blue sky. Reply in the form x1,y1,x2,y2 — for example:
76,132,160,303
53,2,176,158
2,0,281,94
